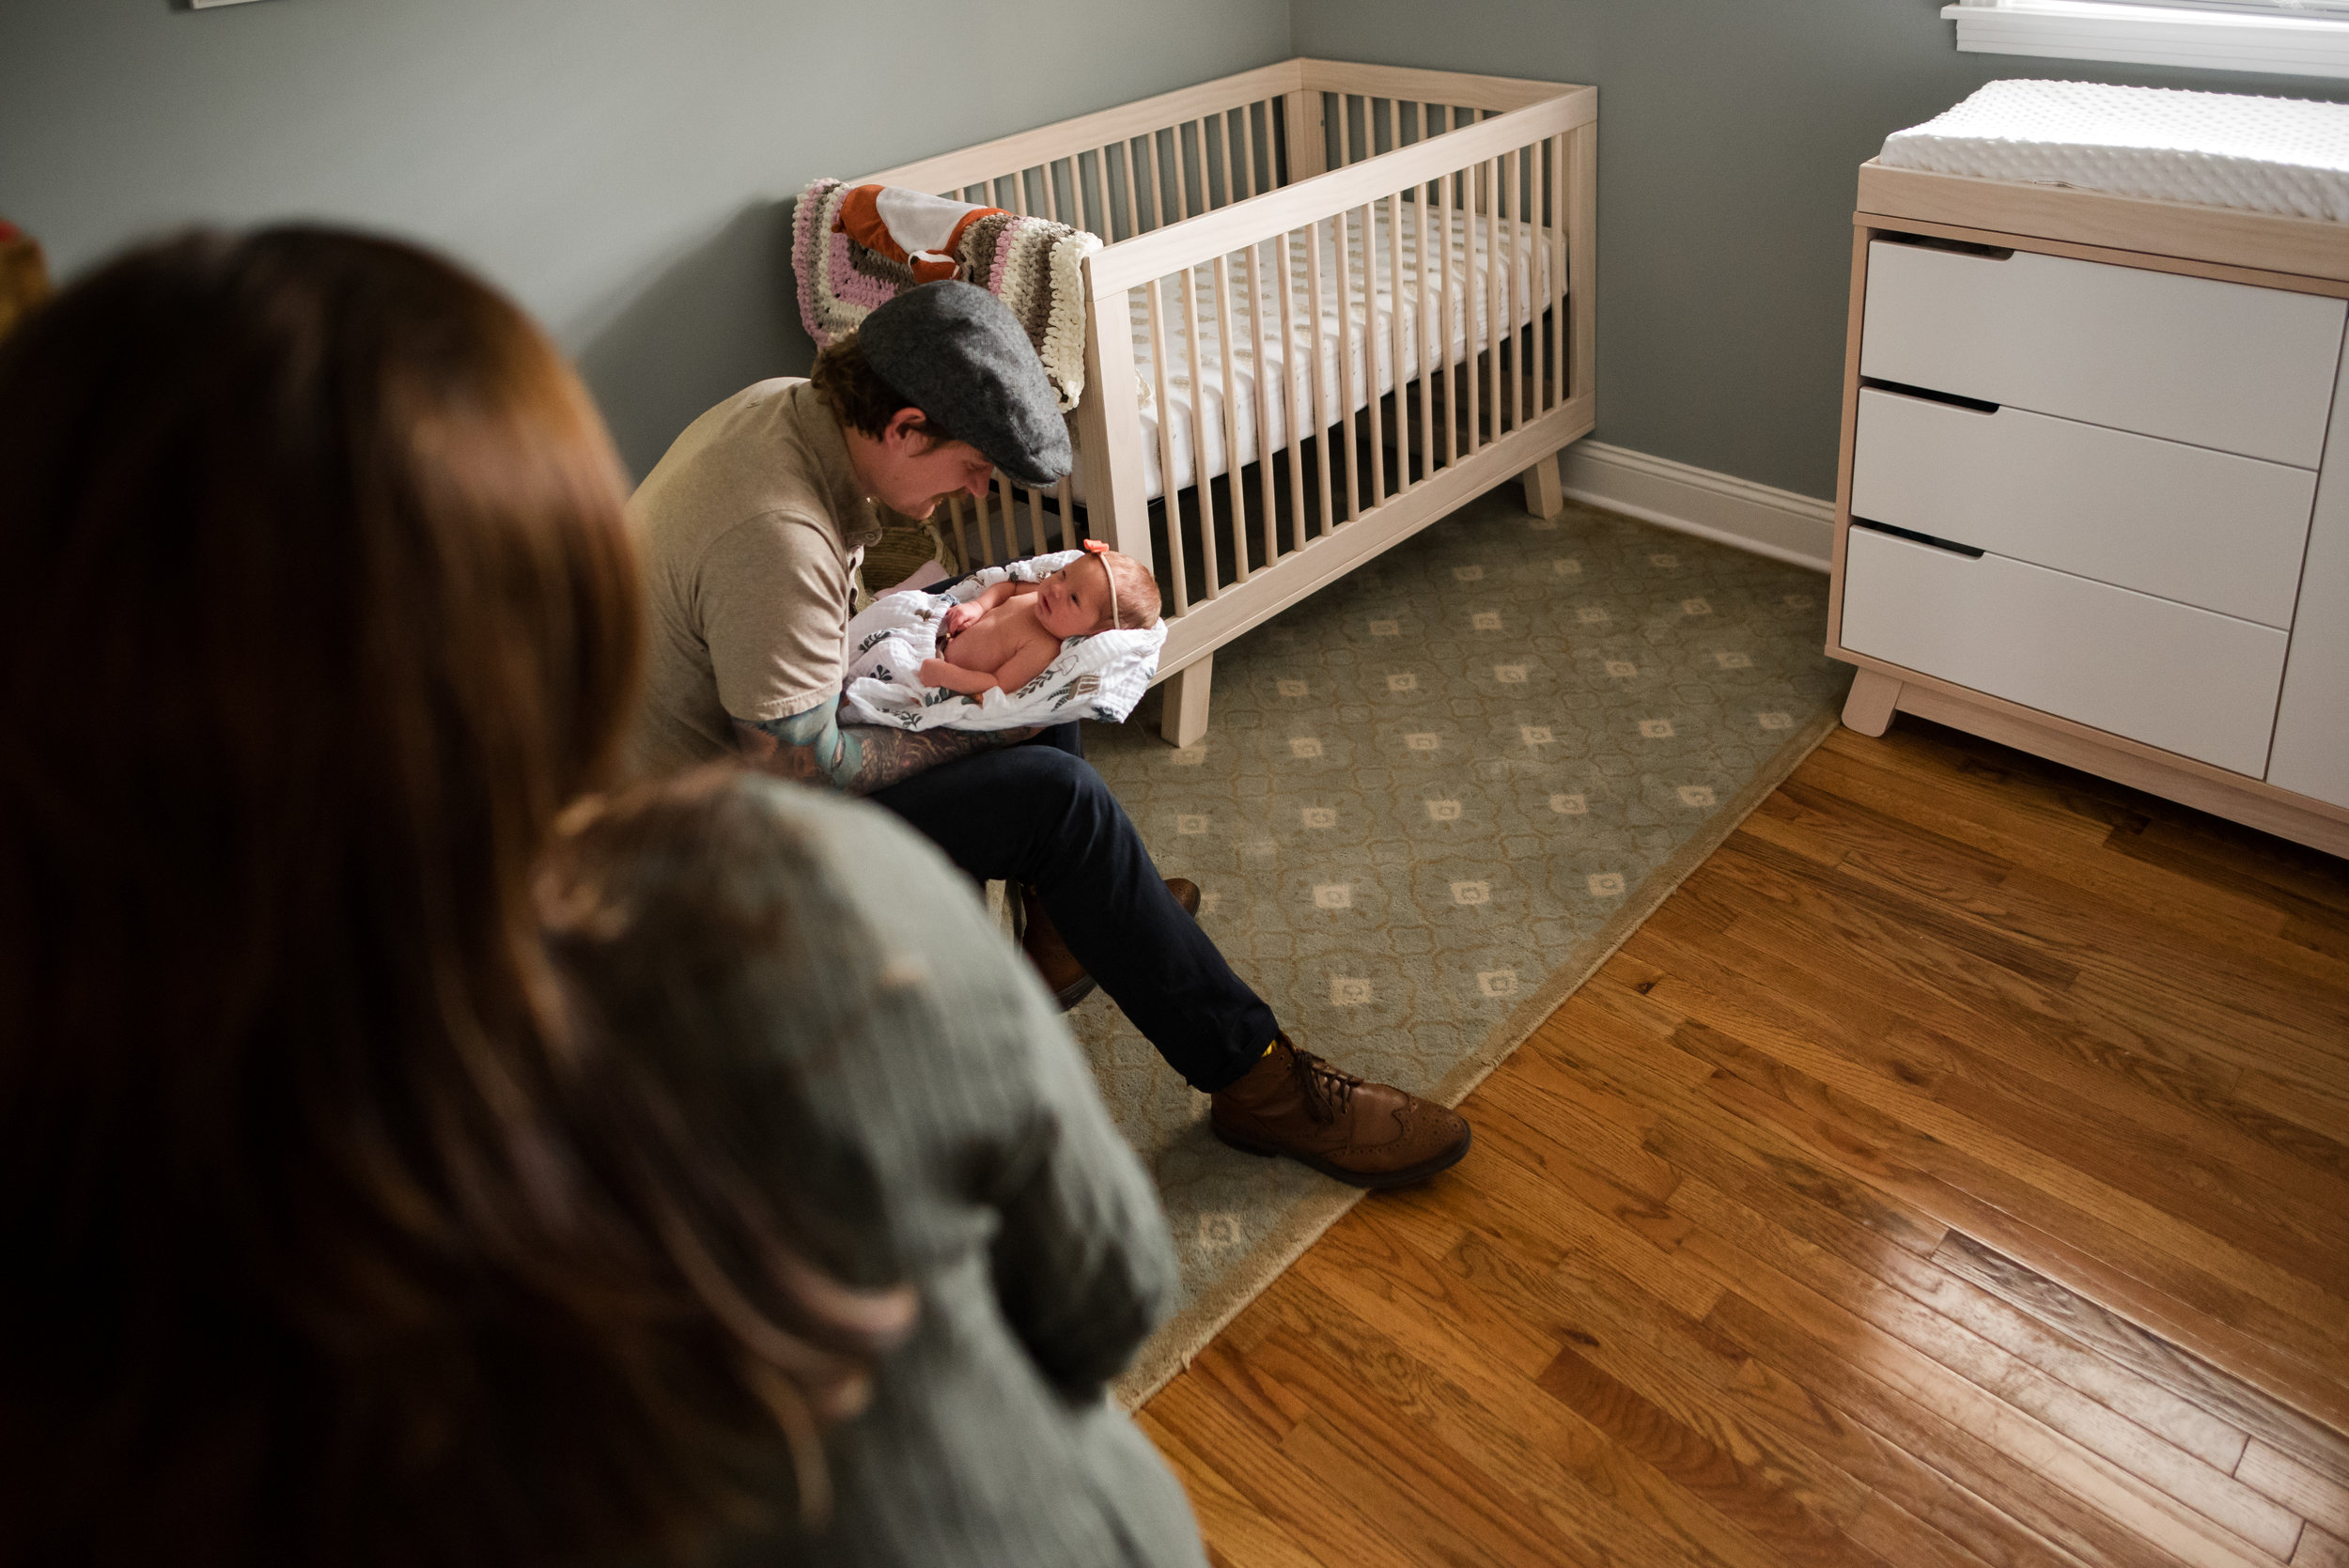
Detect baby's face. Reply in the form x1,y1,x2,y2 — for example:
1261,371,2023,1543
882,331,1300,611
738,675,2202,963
1035,556,1113,640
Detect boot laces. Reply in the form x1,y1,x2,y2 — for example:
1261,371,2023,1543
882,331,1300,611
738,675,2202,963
1287,1046,1362,1124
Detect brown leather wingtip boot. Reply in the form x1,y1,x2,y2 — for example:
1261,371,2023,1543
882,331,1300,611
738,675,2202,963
1021,878,1201,1012
1209,1034,1470,1189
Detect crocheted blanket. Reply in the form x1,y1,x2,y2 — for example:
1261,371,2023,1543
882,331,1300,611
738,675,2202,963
792,178,1101,411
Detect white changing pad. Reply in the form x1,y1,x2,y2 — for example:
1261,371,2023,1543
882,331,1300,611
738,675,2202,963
1880,80,2349,224
838,551,1164,732
1073,205,1556,503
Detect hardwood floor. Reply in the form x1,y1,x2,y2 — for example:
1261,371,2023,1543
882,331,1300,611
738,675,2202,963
1140,716,2349,1568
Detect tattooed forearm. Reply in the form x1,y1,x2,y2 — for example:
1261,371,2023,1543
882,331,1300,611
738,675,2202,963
733,697,1034,796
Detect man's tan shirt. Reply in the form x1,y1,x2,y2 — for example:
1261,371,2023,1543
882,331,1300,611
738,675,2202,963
625,379,883,779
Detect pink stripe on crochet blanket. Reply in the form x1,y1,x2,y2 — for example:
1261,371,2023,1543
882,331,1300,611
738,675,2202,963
985,216,1037,294
828,235,900,311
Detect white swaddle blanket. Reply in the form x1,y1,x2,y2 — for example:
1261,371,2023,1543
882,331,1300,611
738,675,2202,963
839,551,1166,731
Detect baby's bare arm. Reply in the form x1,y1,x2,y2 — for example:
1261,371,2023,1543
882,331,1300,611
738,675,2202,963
941,579,1042,637
920,627,1062,697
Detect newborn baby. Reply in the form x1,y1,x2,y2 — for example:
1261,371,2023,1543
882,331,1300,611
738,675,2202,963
919,540,1160,697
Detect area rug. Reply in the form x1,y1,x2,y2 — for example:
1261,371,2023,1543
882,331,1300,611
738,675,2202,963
1067,489,1854,1406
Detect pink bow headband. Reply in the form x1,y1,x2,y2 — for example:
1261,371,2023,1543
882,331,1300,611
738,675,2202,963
1081,537,1117,629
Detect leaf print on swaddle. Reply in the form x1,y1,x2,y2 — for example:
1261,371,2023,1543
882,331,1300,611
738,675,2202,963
1048,674,1102,712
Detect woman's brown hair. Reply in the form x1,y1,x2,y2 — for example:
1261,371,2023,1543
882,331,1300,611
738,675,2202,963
0,229,907,1568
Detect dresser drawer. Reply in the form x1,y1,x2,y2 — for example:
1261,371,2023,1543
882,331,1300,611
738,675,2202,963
1860,240,2345,469
1850,387,2317,629
1841,526,2289,775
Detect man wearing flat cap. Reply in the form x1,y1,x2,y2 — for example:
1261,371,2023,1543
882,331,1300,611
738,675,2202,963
626,281,1470,1188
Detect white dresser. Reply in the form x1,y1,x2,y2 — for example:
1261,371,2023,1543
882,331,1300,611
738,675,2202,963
1828,163,2349,857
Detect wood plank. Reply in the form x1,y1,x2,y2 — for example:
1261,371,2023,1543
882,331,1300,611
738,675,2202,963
1258,1245,1800,1568
1395,1172,1881,1539
2298,1526,2349,1568
2240,1441,2349,1542
1630,817,2349,1203
1935,1234,2349,1498
1641,825,2349,1294
1705,1280,2276,1568
1638,1107,2252,1477
1536,1343,1897,1568
1145,1368,1426,1568
1672,1175,2301,1559
1662,838,2349,1364
1563,958,2349,1438
1139,1409,1342,1568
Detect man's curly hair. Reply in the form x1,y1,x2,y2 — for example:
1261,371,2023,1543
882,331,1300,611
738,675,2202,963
808,333,956,446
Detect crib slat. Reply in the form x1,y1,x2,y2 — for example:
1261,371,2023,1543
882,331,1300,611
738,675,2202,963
1428,118,1447,469
1548,132,1564,412
1386,187,1410,500
1180,121,1198,220
1059,474,1077,546
1143,278,1188,615
1507,144,1523,434
1113,141,1137,241
1282,88,1328,183
1275,228,1309,554
1246,235,1278,572
1462,157,1482,458
945,495,971,571
1571,120,1595,407
1179,262,1220,598
1215,109,1236,210
1333,209,1361,524
1238,100,1258,201
1027,472,1047,556
1144,132,1163,232
1302,217,1336,538
1359,201,1385,508
1486,152,1503,449
1211,252,1249,584
1415,114,1437,476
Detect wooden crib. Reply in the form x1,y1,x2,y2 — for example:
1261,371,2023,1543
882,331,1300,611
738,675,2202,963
854,58,1597,744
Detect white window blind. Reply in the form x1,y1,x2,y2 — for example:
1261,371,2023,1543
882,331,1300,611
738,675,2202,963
1943,0,2349,78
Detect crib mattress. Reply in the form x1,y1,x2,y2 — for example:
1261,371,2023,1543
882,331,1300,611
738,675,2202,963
1075,206,1556,503
1879,80,2349,225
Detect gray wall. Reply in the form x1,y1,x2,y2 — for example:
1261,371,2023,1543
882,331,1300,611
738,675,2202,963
0,0,1288,475
1291,0,2349,500
7,0,2345,492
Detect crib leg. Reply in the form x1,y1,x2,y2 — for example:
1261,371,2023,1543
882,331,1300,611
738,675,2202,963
1160,654,1213,750
1518,453,1564,520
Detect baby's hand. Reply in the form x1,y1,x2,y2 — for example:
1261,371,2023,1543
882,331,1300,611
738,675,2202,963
941,601,982,637
919,657,956,688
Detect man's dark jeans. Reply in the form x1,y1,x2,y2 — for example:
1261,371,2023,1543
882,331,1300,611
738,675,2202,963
869,724,1275,1092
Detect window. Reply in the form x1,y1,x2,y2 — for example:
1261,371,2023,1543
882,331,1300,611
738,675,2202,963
1943,0,2349,79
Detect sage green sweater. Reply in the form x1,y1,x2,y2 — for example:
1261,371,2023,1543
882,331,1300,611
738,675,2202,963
590,776,1206,1568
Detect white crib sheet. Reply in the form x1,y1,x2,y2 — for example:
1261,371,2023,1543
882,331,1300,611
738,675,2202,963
1076,206,1557,503
1880,80,2349,225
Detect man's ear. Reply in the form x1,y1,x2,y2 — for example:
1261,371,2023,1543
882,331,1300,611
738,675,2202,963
879,406,931,450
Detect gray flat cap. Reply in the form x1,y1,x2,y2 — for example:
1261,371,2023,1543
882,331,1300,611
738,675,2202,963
858,281,1072,488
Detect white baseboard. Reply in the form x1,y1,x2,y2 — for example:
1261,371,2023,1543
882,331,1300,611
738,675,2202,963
1556,440,1833,572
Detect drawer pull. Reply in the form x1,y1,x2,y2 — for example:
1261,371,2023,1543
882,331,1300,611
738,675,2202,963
1851,518,1984,559
1861,378,1998,414
1876,231,2015,262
